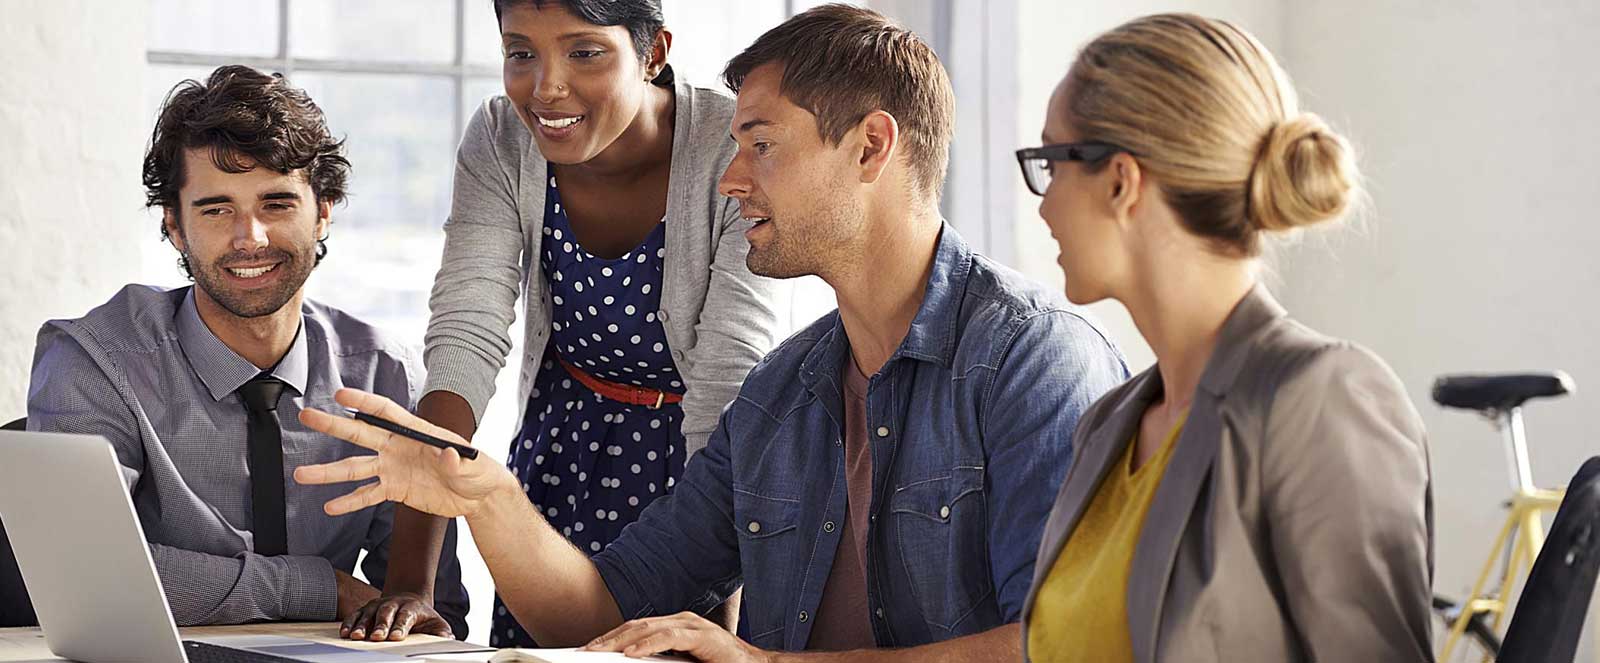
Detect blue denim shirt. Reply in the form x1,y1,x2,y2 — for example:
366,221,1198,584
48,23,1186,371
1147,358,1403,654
593,224,1129,650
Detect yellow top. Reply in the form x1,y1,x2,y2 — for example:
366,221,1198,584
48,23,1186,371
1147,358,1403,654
1026,417,1185,663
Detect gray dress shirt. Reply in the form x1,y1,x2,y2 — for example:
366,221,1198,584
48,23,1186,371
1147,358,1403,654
26,285,468,631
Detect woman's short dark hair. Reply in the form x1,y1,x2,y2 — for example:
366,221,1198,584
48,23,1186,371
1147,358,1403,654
492,0,674,86
142,65,349,274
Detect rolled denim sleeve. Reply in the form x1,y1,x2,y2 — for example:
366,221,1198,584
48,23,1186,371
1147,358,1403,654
591,401,743,619
981,310,1128,620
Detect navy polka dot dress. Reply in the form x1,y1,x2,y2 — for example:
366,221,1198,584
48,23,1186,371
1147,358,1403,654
490,173,686,647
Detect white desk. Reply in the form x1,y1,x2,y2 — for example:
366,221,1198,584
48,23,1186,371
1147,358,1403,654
0,621,493,662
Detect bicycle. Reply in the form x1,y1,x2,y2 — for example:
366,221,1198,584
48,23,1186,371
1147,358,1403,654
1429,371,1576,663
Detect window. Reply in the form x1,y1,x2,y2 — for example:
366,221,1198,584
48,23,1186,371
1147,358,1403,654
144,0,848,340
144,0,843,636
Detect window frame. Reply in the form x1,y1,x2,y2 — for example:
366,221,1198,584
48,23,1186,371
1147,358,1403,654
147,0,501,140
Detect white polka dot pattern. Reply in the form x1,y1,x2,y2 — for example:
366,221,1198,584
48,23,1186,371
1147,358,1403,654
494,172,687,648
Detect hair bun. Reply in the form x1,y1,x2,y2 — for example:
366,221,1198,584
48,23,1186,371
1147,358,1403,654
1246,112,1358,233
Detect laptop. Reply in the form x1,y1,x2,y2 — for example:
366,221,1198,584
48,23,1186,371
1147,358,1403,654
0,430,412,663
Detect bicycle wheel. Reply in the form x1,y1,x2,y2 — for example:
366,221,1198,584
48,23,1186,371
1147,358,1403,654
1432,594,1502,662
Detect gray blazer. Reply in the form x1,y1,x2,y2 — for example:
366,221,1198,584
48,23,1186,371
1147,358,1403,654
1021,285,1434,663
421,82,786,455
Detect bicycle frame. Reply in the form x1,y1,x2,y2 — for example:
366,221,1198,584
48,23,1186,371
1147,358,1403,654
1438,406,1566,662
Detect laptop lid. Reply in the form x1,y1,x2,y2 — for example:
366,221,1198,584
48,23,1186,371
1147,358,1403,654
0,431,190,663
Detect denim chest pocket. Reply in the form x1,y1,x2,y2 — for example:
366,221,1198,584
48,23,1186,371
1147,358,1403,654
888,465,996,633
733,490,802,648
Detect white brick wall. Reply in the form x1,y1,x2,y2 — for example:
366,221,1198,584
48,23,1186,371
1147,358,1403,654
0,0,150,420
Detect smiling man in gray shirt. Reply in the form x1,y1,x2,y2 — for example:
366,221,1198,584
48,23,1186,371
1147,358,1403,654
22,65,468,637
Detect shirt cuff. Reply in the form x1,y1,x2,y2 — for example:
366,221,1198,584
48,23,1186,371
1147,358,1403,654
592,550,656,620
283,554,338,621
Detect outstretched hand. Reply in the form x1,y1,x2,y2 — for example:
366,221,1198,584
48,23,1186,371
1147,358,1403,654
294,388,510,519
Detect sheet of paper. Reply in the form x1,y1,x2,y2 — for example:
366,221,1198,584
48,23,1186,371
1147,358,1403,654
488,648,687,662
413,652,499,662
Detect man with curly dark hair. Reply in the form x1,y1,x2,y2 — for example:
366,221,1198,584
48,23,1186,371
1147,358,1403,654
21,65,470,636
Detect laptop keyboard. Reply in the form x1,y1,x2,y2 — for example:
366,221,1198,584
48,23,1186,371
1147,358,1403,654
183,640,306,663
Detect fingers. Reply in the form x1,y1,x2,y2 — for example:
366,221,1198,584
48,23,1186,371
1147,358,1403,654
335,388,469,446
346,602,379,641
584,613,702,654
367,600,401,642
583,618,652,652
298,407,392,452
388,604,419,641
341,601,373,639
626,630,695,659
293,455,379,486
322,480,388,517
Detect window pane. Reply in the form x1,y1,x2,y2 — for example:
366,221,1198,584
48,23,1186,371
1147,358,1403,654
464,0,504,68
662,0,787,87
463,77,506,136
287,72,455,333
148,0,280,57
290,0,456,64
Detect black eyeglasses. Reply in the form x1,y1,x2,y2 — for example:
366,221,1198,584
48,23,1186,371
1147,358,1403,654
1014,142,1128,196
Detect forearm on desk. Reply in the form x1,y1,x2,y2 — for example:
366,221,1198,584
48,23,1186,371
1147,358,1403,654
150,541,336,625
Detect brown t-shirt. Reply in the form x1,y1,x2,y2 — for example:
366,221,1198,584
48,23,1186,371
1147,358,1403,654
805,358,876,651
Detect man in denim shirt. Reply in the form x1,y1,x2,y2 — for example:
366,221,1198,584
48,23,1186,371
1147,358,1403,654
295,5,1127,661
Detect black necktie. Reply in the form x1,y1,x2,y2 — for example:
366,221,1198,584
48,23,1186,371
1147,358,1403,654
239,374,288,556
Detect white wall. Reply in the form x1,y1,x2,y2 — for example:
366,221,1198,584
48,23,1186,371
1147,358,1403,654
1277,0,1600,657
1013,0,1286,372
0,0,149,421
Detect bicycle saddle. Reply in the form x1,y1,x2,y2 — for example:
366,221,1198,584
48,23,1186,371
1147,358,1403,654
1432,371,1575,411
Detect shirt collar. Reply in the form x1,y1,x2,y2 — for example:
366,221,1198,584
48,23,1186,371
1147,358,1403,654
799,221,973,392
1196,283,1288,398
176,287,309,401
891,221,971,368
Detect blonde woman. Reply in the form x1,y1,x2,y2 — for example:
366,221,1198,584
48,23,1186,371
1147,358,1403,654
1016,14,1433,663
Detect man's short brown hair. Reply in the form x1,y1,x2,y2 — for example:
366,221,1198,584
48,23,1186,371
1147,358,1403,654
723,3,955,197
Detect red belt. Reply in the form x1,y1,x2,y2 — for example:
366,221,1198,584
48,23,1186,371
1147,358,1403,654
559,358,683,409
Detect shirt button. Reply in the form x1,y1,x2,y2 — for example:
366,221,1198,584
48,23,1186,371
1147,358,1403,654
747,521,761,534
939,505,951,519
672,350,685,362
658,309,670,322
876,426,890,438
875,607,885,619
824,521,836,533
798,611,809,623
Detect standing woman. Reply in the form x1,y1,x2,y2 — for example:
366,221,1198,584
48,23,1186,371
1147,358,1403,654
1017,14,1433,663
345,0,784,645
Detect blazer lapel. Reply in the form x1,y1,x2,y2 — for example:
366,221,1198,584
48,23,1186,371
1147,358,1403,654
1126,394,1223,663
1126,284,1288,663
1022,370,1162,626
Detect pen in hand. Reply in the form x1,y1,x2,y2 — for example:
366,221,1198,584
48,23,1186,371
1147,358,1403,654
347,409,480,461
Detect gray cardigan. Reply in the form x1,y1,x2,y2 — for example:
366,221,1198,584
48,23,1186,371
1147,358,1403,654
421,82,786,455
